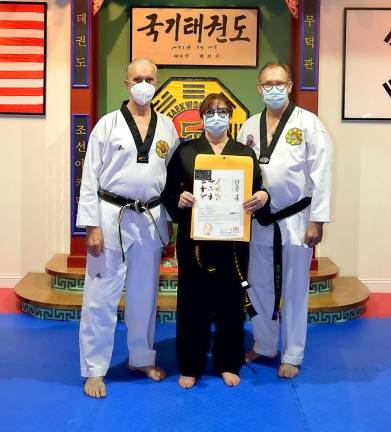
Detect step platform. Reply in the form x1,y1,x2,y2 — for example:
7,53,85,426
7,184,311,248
15,254,369,324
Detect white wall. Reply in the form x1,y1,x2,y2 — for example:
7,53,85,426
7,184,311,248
318,0,391,291
0,0,70,287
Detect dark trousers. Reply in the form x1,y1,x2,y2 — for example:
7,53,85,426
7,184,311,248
176,240,246,377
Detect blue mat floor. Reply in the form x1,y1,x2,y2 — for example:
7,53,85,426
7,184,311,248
0,314,391,432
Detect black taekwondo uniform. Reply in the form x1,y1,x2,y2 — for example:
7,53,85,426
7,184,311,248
162,134,265,378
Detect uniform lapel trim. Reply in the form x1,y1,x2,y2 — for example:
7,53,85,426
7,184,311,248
197,133,235,155
197,133,214,154
259,102,296,164
120,100,158,162
221,136,236,155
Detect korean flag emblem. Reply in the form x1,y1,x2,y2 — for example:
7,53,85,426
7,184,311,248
285,128,303,146
156,140,170,158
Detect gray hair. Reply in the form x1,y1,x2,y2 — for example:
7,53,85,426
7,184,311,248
258,61,292,81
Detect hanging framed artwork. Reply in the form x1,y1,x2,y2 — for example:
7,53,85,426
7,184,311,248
342,8,391,121
0,1,47,115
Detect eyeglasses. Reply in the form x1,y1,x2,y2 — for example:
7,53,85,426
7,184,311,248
204,108,231,118
259,81,289,92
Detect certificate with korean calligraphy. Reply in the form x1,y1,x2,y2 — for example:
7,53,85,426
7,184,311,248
191,155,253,241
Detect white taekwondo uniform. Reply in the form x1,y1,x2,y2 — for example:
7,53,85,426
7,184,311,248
237,103,332,366
77,101,179,377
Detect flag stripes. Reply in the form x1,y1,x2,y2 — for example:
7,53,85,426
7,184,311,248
0,70,43,78
0,53,44,62
0,87,43,96
0,37,44,46
0,2,46,114
0,103,43,112
0,3,44,13
0,20,45,30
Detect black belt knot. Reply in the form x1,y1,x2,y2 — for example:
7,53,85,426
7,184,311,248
97,188,163,262
97,189,161,213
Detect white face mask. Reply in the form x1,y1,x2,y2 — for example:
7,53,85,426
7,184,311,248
203,113,229,136
129,80,156,106
262,86,289,110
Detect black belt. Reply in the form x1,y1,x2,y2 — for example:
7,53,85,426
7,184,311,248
255,197,312,320
97,188,163,261
97,189,161,213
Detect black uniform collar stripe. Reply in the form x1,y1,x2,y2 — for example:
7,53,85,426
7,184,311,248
120,100,158,161
198,132,236,155
259,102,296,164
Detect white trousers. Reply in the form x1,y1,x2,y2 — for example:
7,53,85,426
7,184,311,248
248,243,312,366
79,242,162,377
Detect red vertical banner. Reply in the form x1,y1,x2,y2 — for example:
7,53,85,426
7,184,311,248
290,0,319,270
68,0,98,268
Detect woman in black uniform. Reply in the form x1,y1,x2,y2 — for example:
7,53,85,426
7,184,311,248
162,93,269,388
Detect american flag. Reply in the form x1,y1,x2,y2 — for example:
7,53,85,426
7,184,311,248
0,2,46,115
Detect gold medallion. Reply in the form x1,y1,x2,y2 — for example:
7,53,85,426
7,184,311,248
155,140,169,158
285,128,303,146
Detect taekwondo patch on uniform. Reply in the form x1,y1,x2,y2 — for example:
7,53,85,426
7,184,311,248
156,140,170,158
285,128,303,145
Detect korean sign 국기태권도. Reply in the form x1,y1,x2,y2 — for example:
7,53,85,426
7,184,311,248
131,7,260,67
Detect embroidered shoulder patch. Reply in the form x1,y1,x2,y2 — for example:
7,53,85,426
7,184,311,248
285,128,303,146
156,140,170,158
246,134,256,148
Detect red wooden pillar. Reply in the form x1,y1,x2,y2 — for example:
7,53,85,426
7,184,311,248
67,0,99,268
290,0,320,270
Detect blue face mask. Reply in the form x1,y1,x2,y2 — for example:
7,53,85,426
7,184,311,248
203,113,229,136
262,86,289,110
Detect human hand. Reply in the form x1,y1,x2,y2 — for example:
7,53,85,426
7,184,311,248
304,222,324,248
243,191,269,214
86,226,104,257
178,191,196,209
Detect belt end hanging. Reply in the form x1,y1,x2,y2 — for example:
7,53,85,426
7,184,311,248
245,302,258,319
242,280,258,318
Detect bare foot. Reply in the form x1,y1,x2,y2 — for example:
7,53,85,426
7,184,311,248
278,363,300,378
84,377,107,398
128,365,166,381
178,375,196,389
222,372,240,387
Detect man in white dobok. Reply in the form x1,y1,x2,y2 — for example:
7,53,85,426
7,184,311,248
77,58,179,397
238,61,332,378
